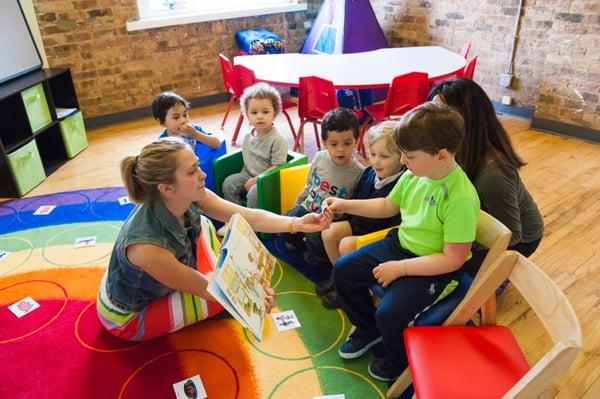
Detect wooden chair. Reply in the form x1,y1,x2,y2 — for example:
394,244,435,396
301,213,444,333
356,211,511,325
392,251,582,399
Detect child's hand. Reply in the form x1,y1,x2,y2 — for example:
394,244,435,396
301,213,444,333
373,260,407,288
323,197,344,216
263,285,276,313
243,177,257,191
178,123,196,135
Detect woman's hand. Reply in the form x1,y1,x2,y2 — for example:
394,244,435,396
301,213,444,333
373,260,407,288
243,177,257,191
263,285,276,313
295,211,332,233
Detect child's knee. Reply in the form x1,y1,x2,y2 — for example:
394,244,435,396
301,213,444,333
339,236,357,256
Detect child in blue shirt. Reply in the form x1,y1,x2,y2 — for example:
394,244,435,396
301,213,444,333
152,91,221,150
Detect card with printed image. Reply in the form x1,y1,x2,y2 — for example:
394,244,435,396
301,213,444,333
271,310,301,332
173,375,207,399
0,251,10,262
118,196,132,206
33,205,56,215
74,236,97,248
8,297,40,318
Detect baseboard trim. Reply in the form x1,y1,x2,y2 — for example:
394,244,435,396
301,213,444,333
492,101,536,120
84,92,230,129
531,117,600,144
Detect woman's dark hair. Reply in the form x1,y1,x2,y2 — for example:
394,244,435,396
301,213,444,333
428,78,525,179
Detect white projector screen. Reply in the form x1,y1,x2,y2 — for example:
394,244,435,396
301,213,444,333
0,0,43,84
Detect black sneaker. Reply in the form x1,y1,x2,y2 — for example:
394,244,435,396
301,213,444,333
315,277,335,296
368,358,401,382
338,330,382,359
321,289,342,309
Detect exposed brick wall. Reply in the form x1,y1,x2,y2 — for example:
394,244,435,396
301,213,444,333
33,0,598,132
371,0,599,131
32,0,319,117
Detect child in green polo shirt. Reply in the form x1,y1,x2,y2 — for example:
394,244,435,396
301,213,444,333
323,102,480,382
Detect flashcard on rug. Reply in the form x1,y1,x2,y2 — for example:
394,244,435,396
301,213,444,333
173,375,207,399
8,297,40,318
0,251,10,262
118,196,132,206
314,395,346,399
272,310,301,332
33,205,56,215
74,236,97,248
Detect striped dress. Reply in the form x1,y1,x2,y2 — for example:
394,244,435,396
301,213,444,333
96,216,224,341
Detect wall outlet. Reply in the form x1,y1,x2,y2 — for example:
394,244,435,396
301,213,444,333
498,73,513,88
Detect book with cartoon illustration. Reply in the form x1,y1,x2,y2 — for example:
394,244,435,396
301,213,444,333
203,213,277,341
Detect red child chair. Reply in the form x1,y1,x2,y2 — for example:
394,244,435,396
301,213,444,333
293,76,340,152
463,55,479,80
358,72,429,156
218,54,237,129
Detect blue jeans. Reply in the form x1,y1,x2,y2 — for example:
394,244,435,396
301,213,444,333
333,228,461,372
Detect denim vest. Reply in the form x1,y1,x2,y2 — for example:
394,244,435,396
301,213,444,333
106,200,202,312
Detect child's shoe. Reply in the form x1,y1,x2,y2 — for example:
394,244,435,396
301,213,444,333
320,290,342,309
338,329,382,359
314,277,335,296
367,358,401,382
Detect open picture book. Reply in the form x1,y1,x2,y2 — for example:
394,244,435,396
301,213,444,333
200,213,277,341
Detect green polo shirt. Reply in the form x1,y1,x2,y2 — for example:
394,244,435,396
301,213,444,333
388,165,480,257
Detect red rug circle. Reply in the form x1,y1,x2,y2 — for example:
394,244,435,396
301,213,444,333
0,280,67,343
119,349,240,399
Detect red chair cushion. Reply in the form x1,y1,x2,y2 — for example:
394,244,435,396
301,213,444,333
404,326,530,399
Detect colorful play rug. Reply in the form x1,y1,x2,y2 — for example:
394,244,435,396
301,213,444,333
0,188,387,398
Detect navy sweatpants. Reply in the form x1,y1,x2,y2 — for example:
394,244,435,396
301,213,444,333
332,228,462,372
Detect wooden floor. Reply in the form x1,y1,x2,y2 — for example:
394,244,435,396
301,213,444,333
16,103,600,397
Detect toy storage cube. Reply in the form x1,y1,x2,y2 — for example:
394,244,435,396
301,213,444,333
59,111,88,158
195,139,226,192
21,83,52,133
6,139,46,195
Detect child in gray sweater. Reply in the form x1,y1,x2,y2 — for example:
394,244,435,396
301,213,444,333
282,108,364,251
222,83,288,209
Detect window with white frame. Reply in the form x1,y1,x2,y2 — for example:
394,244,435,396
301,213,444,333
128,0,306,31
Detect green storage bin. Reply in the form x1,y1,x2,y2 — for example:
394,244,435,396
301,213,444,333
59,111,88,158
21,83,52,133
6,140,46,196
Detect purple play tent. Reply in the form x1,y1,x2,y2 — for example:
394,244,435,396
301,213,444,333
301,0,388,55
301,0,389,105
